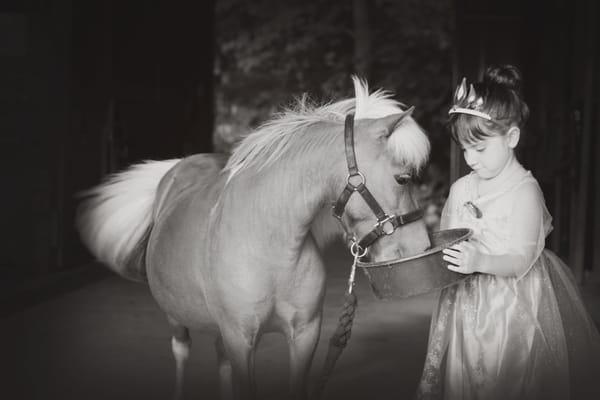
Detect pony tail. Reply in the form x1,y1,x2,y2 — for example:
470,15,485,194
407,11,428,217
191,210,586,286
76,159,180,282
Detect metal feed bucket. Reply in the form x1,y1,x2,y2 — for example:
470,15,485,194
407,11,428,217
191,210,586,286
357,228,473,299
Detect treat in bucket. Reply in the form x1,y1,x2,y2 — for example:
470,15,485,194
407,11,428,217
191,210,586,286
357,228,473,299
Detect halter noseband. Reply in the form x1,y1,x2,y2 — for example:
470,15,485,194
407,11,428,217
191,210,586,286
332,113,423,256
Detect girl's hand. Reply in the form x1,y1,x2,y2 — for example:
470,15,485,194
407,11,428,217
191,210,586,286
442,241,480,274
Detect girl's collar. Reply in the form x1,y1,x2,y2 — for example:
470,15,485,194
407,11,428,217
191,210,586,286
469,161,527,201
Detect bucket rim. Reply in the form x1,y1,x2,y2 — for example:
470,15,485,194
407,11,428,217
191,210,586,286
356,228,473,269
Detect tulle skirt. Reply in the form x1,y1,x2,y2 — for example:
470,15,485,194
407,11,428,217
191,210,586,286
416,250,600,400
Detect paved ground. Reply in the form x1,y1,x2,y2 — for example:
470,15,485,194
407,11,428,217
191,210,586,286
3,243,600,400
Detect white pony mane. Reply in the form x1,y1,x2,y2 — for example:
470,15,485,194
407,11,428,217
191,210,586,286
225,76,430,178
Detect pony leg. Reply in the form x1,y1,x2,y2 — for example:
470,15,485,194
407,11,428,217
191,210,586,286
288,315,323,399
170,322,191,400
215,335,234,400
220,328,257,400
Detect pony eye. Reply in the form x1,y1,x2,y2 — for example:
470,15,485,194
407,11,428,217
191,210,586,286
394,174,412,186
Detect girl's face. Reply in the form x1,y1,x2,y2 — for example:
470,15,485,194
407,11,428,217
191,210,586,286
459,130,517,179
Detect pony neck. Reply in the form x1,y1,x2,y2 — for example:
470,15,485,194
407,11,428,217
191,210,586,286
225,123,347,249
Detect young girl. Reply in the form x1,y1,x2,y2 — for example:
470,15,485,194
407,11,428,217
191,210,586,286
416,65,600,400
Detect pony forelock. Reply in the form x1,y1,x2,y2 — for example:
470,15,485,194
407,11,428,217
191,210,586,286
225,76,430,177
352,76,430,171
386,118,430,172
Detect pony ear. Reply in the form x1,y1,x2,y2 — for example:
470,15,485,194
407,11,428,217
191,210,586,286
371,106,415,139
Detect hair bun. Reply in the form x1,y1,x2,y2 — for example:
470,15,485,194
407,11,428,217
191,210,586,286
483,65,523,92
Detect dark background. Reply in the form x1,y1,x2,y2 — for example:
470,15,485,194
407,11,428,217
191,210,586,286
0,1,599,396
2,0,599,290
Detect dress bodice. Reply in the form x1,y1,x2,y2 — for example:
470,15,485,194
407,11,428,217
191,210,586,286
441,164,552,261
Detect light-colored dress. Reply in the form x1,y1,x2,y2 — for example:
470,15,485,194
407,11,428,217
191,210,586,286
416,164,600,400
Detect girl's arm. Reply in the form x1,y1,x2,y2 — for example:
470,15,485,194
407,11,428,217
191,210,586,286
443,182,544,278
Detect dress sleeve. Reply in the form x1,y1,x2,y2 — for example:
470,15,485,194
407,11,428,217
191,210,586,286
507,180,552,279
440,180,461,230
474,181,550,279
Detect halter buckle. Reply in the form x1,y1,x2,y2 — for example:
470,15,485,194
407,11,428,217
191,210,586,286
375,214,397,235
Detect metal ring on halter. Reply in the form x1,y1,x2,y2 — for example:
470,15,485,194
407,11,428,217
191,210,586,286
346,172,366,189
374,214,396,235
350,241,368,258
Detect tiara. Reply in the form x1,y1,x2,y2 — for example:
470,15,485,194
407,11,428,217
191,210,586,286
448,77,493,121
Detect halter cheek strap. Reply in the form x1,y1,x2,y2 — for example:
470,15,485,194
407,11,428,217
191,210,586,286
333,113,424,254
333,115,388,220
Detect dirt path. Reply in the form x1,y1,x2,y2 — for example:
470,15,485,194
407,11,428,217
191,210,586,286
2,244,439,399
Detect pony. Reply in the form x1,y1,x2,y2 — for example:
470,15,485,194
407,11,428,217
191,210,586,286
76,77,431,399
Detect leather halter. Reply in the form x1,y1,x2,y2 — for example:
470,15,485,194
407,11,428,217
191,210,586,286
332,113,423,255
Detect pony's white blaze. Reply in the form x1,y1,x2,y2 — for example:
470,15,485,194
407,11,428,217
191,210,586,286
225,76,429,179
76,159,180,273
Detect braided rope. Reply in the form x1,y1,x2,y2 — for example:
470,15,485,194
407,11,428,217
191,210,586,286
311,254,361,400
329,292,358,348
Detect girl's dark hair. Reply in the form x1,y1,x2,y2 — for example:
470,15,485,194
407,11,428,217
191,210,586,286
449,65,530,144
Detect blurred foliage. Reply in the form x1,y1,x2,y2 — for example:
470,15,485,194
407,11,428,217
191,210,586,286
215,0,454,148
214,0,454,221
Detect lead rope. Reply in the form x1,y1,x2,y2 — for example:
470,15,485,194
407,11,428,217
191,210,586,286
311,242,366,400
